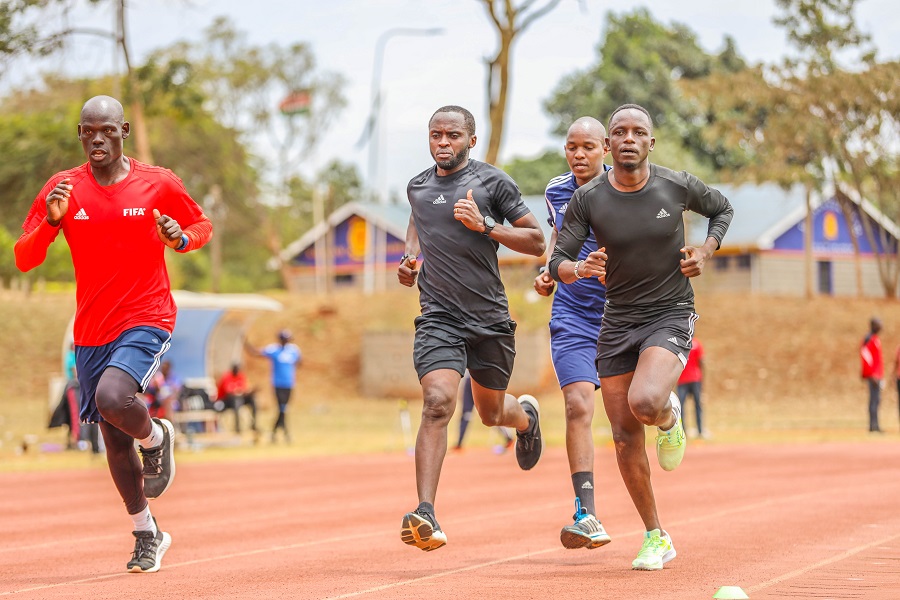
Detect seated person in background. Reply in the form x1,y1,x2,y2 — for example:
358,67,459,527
217,363,258,434
145,361,181,420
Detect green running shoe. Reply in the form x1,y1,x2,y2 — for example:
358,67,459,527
631,529,676,570
656,392,685,471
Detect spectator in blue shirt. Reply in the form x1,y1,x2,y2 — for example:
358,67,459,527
246,329,302,443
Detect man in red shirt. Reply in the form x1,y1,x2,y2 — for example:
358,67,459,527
15,95,212,573
676,338,706,438
860,317,883,433
217,363,258,435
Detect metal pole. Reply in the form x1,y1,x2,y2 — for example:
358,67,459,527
361,27,443,296
364,27,444,204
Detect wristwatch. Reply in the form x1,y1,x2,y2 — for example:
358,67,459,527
482,215,496,236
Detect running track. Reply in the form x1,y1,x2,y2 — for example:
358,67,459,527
2,442,899,599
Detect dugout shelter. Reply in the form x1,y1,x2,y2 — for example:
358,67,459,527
52,291,283,410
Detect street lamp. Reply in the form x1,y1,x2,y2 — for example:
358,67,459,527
359,27,445,203
359,27,444,296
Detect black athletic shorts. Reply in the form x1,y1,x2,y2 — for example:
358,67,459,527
413,312,517,390
596,311,697,378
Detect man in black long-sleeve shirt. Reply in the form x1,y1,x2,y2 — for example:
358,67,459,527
549,104,733,571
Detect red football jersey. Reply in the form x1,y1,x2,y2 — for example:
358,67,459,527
15,160,213,346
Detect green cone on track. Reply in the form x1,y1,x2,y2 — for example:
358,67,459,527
713,586,749,599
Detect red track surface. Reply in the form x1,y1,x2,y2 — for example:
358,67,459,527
2,442,900,599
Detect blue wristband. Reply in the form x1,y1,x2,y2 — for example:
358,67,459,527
176,234,188,251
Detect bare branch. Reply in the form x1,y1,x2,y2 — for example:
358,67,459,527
518,0,562,33
479,0,503,31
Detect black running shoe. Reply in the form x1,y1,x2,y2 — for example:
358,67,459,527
515,395,542,470
126,519,172,573
401,505,447,552
140,418,176,500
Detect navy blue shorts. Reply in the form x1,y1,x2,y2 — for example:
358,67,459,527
75,326,171,423
549,318,601,389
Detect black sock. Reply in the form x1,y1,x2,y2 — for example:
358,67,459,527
572,472,596,516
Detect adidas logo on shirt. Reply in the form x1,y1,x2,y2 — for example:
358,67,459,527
581,481,593,490
656,208,670,219
73,208,89,220
432,194,446,204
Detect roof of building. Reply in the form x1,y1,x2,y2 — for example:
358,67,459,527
280,183,899,262
279,196,553,264
687,183,899,251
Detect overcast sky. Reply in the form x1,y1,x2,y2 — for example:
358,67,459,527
7,0,899,199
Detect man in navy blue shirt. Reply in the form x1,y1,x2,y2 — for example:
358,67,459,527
534,116,612,551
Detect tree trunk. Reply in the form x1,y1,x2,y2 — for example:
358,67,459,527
478,0,561,166
116,0,154,164
804,186,813,299
128,99,154,164
834,188,864,298
485,33,512,166
844,188,899,300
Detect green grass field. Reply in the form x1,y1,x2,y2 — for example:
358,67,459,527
1,287,898,473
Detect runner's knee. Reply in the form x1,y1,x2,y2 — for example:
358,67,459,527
421,390,454,424
564,392,593,425
628,389,668,424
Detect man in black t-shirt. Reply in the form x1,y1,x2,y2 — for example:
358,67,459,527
549,104,733,571
397,105,546,552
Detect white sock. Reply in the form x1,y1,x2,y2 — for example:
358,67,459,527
130,505,157,534
138,420,164,449
660,404,681,433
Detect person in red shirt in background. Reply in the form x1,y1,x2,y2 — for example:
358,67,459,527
676,337,707,439
860,317,884,433
14,95,212,574
217,363,258,436
894,344,900,429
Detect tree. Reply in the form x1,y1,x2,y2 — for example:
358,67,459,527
684,0,900,298
0,73,268,292
150,17,346,289
503,150,568,195
1,0,156,163
477,0,562,165
544,8,746,173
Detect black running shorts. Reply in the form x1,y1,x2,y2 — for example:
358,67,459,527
596,311,698,378
413,313,517,390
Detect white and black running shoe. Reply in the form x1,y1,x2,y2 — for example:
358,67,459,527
126,520,172,573
140,418,176,500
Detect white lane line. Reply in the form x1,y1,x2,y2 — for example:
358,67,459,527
747,531,900,595
321,547,563,600
0,487,890,597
